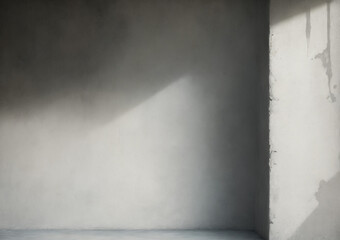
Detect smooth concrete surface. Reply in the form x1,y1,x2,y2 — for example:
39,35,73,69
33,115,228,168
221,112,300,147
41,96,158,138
0,0,268,231
0,230,263,240
270,0,340,239
254,1,270,240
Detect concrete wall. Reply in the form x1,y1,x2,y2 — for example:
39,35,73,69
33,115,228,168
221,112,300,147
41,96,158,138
270,0,340,239
255,0,270,239
0,0,267,230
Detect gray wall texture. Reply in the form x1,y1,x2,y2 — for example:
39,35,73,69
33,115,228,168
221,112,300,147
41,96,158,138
255,1,270,239
0,0,268,231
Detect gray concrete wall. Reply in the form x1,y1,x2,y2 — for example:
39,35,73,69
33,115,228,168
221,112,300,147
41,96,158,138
255,1,270,239
0,0,266,230
270,0,340,239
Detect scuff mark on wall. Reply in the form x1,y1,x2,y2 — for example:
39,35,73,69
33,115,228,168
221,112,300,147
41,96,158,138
315,1,336,102
269,150,277,172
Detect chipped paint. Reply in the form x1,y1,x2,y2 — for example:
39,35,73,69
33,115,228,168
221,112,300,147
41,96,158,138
315,1,336,102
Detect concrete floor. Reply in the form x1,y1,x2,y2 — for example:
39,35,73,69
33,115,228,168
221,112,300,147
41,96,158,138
0,230,263,240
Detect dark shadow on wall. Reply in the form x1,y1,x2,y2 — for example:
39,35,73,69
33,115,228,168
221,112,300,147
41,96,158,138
0,0,188,124
254,0,270,239
288,170,340,240
0,0,260,128
0,0,267,231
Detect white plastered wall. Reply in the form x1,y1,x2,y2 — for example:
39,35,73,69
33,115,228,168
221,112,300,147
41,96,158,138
270,0,340,239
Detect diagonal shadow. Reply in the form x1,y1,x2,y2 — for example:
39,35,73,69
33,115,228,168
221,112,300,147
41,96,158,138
0,0,260,128
288,170,340,240
0,0,267,231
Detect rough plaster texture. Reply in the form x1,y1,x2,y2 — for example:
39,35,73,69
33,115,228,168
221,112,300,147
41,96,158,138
0,0,268,231
270,0,340,239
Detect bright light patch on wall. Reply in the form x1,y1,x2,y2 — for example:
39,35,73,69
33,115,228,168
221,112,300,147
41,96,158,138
86,76,210,228
0,76,218,229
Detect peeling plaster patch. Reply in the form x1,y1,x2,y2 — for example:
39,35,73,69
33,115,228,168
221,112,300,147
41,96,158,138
306,7,311,50
314,2,336,102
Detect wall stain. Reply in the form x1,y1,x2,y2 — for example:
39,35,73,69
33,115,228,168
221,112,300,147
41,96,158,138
314,1,336,102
